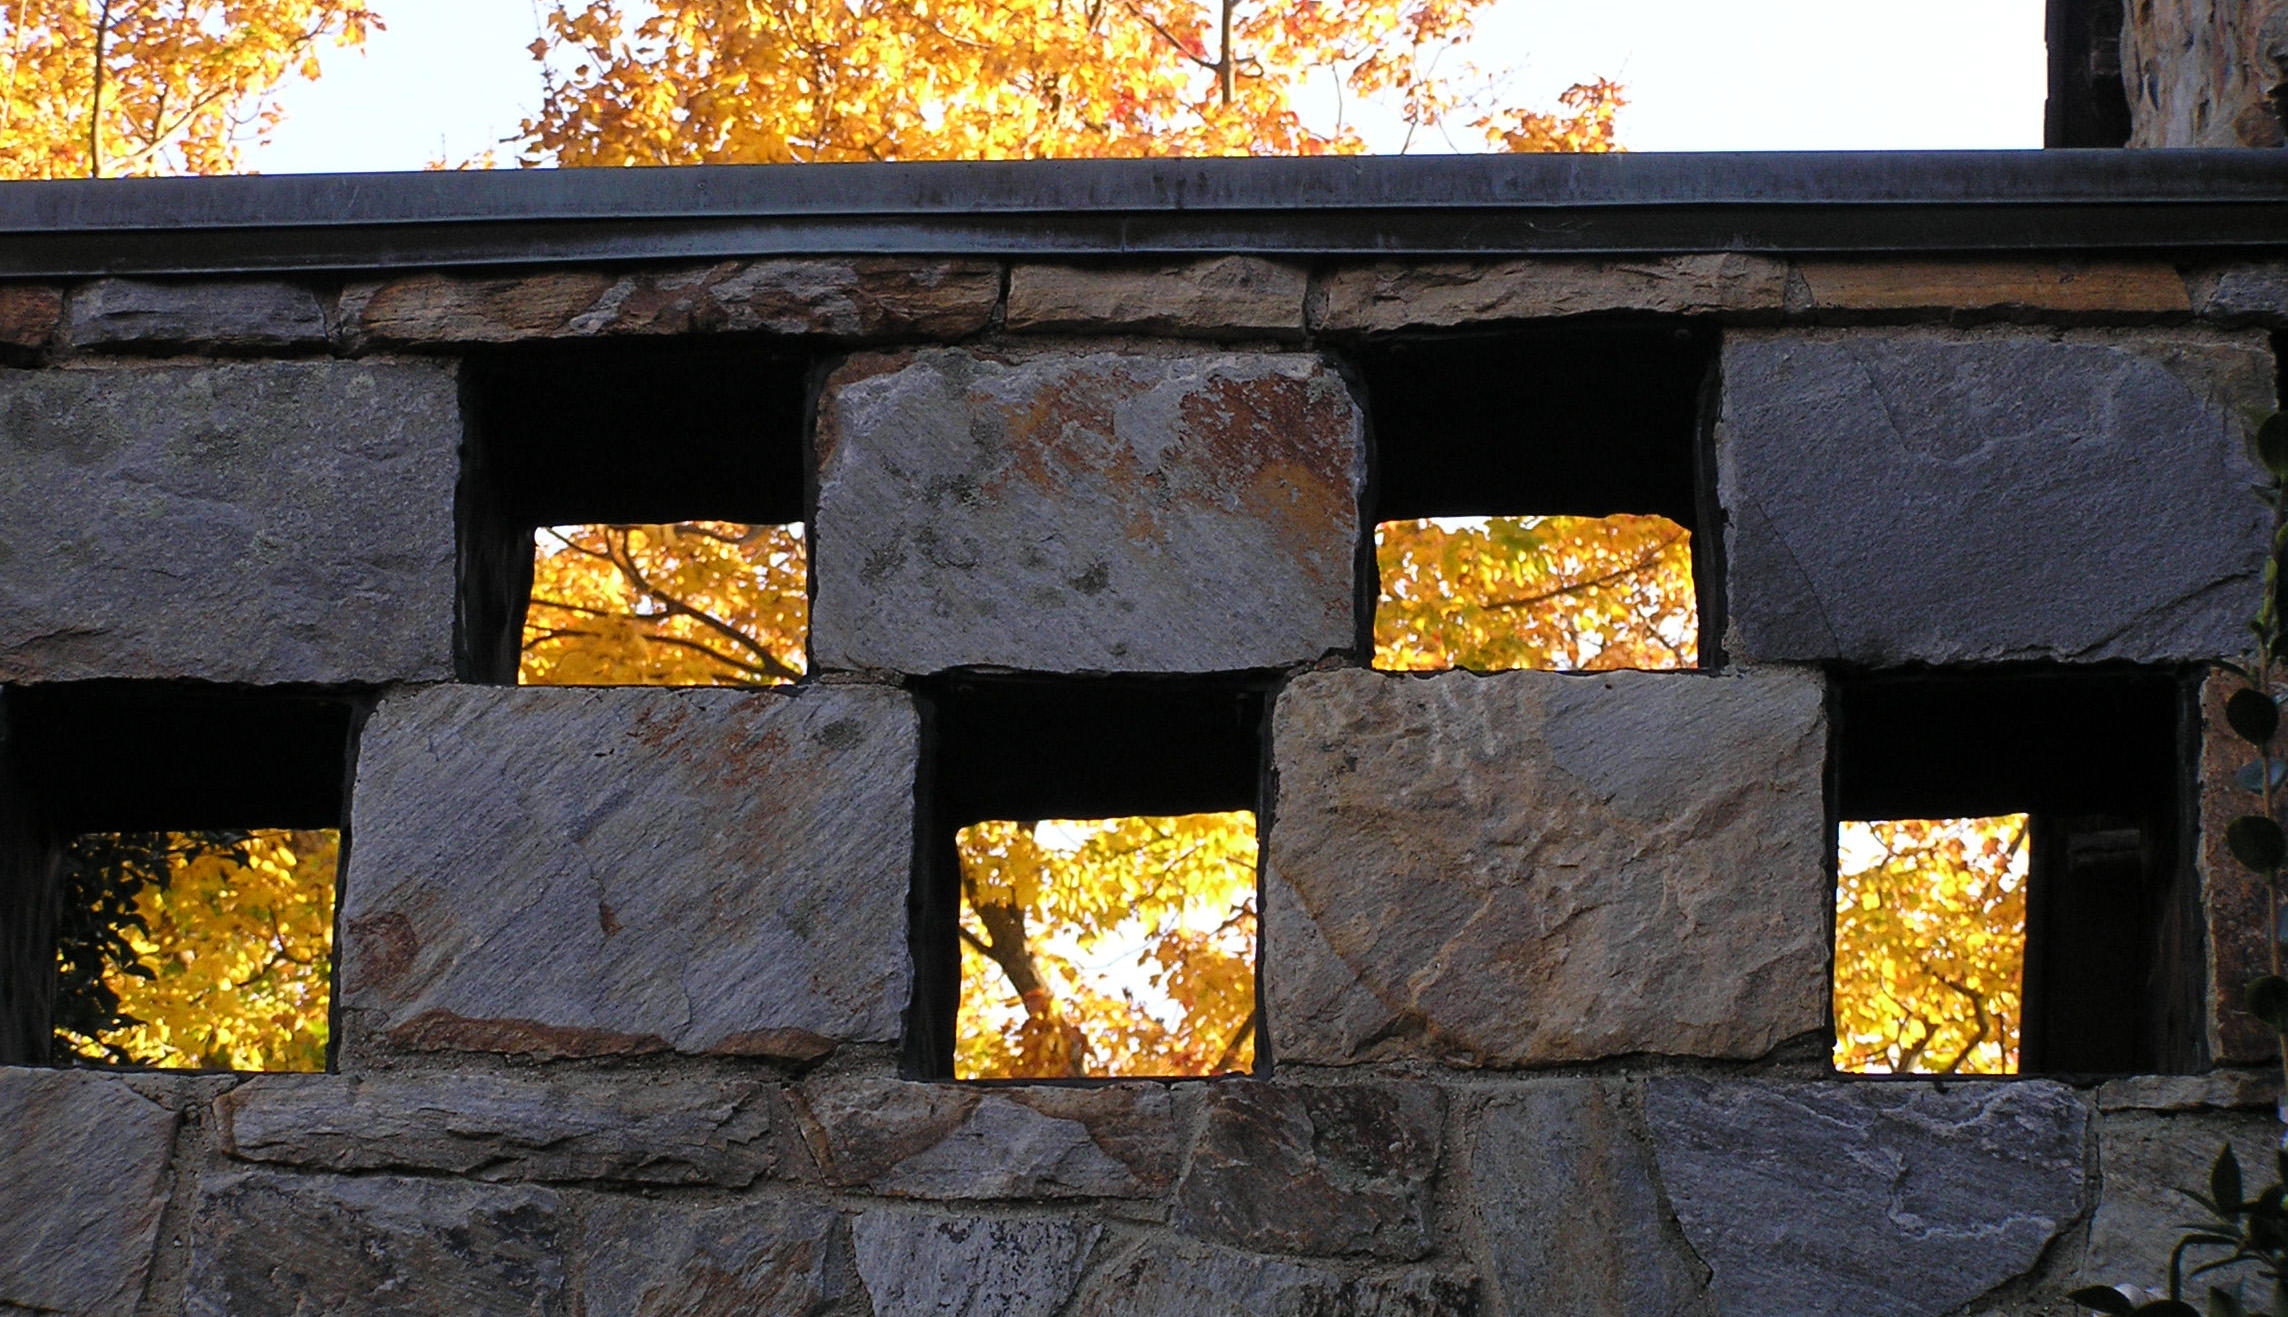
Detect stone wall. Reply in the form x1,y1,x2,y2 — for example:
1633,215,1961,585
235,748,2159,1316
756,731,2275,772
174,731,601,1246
2123,0,2288,146
0,244,2284,1316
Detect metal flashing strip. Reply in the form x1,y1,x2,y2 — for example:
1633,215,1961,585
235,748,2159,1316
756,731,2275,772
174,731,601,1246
1,150,2284,277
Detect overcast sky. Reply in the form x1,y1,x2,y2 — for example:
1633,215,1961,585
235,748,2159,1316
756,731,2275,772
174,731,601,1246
247,0,2048,174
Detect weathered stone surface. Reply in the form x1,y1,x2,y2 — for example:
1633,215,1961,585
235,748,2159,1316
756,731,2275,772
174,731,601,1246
2199,671,2279,1064
1643,1079,2087,1317
2198,262,2288,324
1470,1081,1710,1317
185,1170,568,1317
579,1196,855,1315
2125,0,2288,147
1312,254,1787,331
0,1070,179,1317
1070,1242,1477,1317
215,1072,784,1185
2085,1110,2281,1294
1791,259,2191,315
0,361,459,683
812,347,1364,673
1265,667,1828,1067
64,277,327,351
338,684,916,1062
339,258,999,347
1173,1080,1440,1260
791,1078,1186,1200
1007,257,1307,337
1720,329,2276,665
2098,1070,2279,1112
853,1211,1099,1317
0,284,62,350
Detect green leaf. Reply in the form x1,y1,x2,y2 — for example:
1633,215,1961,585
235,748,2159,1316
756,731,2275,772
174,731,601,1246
2212,1290,2250,1317
2232,690,2282,745
2229,816,2288,871
2217,1149,2247,1215
2259,412,2288,481
2069,1288,2140,1315
2247,976,2288,1027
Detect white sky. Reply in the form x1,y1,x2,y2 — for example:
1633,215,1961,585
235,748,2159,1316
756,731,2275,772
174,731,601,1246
248,0,2047,174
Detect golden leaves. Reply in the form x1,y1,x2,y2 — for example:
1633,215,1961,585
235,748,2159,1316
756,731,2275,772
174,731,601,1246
1833,815,2028,1076
520,522,808,688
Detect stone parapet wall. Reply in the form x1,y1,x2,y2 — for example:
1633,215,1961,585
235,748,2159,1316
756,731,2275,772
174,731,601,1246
0,231,2283,1316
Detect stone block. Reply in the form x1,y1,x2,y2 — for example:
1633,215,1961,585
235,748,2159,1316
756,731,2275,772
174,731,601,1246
791,1078,1186,1200
2084,1109,2282,1295
1006,257,1307,337
0,1070,180,1317
1312,254,1787,332
1265,666,1828,1067
1172,1080,1440,1260
338,684,916,1062
1469,1081,1710,1317
338,258,999,348
2098,1070,2279,1112
214,1072,785,1185
185,1170,569,1317
1791,259,2191,316
2197,262,2288,324
1643,1079,2087,1317
853,1211,1099,1317
812,347,1364,673
1068,1242,1476,1317
1720,329,2276,666
0,361,459,683
2199,669,2279,1064
579,1196,855,1315
0,284,62,350
2124,0,2288,147
64,277,327,352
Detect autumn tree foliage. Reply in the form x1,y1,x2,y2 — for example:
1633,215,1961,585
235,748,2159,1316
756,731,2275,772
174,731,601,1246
1832,815,2028,1076
517,0,1624,165
0,0,377,179
521,522,807,687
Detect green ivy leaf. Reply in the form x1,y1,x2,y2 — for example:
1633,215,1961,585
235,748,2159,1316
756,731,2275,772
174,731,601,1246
2068,1287,2140,1315
2215,1148,2246,1216
2247,975,2288,1027
2228,816,2287,871
2259,412,2288,481
2231,690,2282,745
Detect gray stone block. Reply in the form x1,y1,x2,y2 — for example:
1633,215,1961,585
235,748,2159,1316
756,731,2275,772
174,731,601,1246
214,1072,785,1185
1006,257,1308,337
1469,1081,1710,1317
1720,329,2276,665
0,1070,180,1317
1643,1079,2087,1317
1173,1080,1441,1260
1265,667,1829,1067
0,361,459,683
812,348,1364,673
185,1170,568,1317
338,684,916,1062
854,1212,1099,1317
1068,1242,1476,1317
2199,262,2288,324
579,1196,855,1315
2084,1109,2281,1295
64,278,327,352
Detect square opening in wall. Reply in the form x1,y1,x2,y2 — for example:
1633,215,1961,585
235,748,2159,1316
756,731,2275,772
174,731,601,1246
917,675,1267,1081
1832,668,2195,1076
0,682,356,1071
459,339,813,686
1352,325,1715,673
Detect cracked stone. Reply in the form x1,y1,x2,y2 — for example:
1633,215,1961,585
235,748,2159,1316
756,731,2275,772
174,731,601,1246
1068,1241,1476,1316
853,1211,1099,1316
579,1196,856,1315
64,278,328,351
793,1078,1187,1200
1173,1080,1441,1260
0,1070,179,1317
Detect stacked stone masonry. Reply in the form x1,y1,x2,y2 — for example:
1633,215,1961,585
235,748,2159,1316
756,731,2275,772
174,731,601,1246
0,239,2283,1317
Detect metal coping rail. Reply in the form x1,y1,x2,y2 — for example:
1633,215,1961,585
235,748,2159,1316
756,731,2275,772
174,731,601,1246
1,150,2285,278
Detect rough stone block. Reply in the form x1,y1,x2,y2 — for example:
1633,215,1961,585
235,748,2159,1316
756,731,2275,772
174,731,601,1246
338,684,916,1062
812,348,1364,673
791,1078,1186,1200
1791,259,2191,315
215,1072,785,1185
0,284,62,351
185,1171,568,1317
338,258,999,348
1172,1080,1441,1260
64,277,328,352
1006,257,1307,337
2197,262,2288,324
1312,254,1787,332
1720,329,2276,665
1643,1079,2087,1317
1266,667,1829,1067
1469,1081,1710,1317
853,1212,1099,1317
0,361,459,683
2097,1070,2279,1112
579,1196,855,1315
1069,1242,1476,1317
2085,1110,2281,1294
0,1070,180,1317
